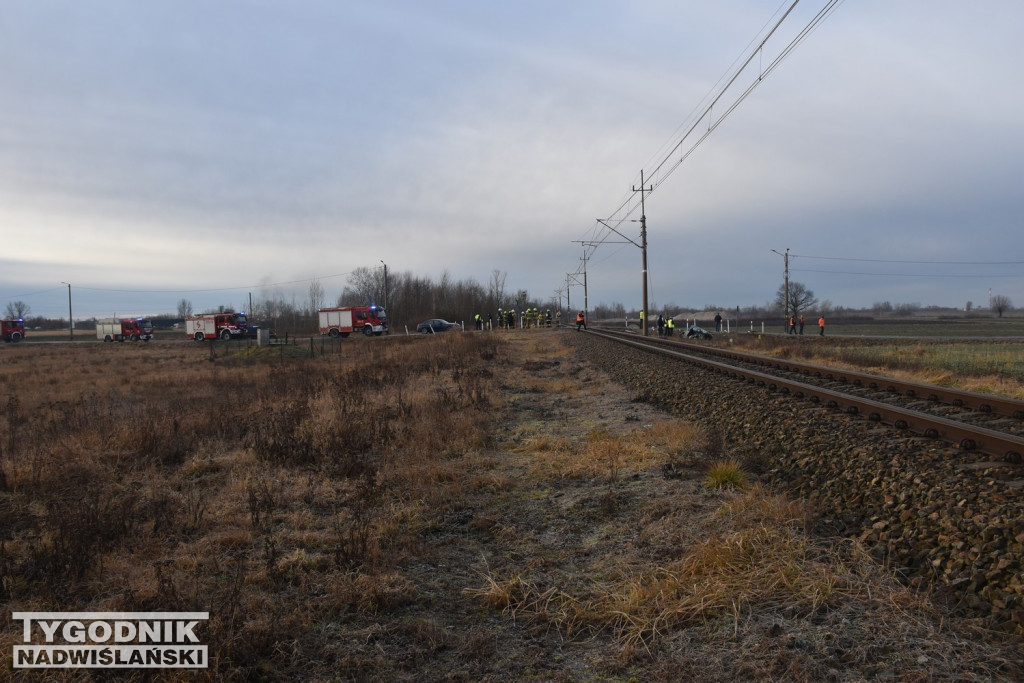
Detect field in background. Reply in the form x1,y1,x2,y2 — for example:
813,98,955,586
723,332,1024,398
791,317,1024,338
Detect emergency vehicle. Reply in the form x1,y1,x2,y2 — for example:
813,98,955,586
318,306,388,337
1,319,25,343
96,317,154,342
185,312,248,341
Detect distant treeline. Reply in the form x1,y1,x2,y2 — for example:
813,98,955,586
6,265,1014,334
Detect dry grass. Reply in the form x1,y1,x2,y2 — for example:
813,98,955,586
753,338,1024,399
519,420,702,482
704,460,749,490
0,333,503,679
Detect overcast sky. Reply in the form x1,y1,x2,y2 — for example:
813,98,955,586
2,1,1022,320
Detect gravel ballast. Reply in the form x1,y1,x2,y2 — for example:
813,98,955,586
569,331,1024,635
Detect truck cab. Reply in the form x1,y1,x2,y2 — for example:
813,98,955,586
2,319,25,343
122,318,154,341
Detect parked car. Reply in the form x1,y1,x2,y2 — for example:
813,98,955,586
685,326,714,340
417,319,457,333
243,325,277,339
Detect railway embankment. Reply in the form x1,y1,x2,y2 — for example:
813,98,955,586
570,331,1024,635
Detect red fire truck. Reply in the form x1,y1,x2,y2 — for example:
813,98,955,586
318,306,388,338
96,317,154,342
185,312,248,341
2,319,26,343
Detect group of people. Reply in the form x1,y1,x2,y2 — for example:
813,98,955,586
479,308,562,330
788,314,826,336
655,315,676,336
474,308,828,336
636,311,677,336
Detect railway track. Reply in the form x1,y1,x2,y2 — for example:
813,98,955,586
587,328,1024,464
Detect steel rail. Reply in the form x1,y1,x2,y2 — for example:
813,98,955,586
598,329,1024,420
587,329,1024,463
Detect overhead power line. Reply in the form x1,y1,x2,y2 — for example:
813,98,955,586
795,268,1023,279
793,254,1024,266
583,0,845,258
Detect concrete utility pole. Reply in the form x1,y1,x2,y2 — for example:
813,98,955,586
380,260,388,310
570,242,595,325
61,282,73,340
581,249,589,317
634,170,652,337
772,248,790,329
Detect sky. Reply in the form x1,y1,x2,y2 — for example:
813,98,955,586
2,0,1023,320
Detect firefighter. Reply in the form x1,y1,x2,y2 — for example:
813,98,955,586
474,313,482,330
576,310,586,330
666,317,674,337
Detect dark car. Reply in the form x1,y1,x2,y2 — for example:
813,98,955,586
244,325,277,339
417,319,457,334
685,325,713,340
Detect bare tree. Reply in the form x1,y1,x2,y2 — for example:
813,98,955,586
773,281,818,316
176,299,193,319
991,294,1012,318
345,266,385,306
514,289,529,312
4,301,30,319
308,278,325,315
437,269,453,313
261,289,288,328
488,269,507,311
894,302,920,315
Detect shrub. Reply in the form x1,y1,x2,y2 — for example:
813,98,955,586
705,460,748,490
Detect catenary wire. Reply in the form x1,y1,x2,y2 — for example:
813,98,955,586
579,0,844,271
